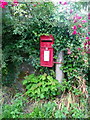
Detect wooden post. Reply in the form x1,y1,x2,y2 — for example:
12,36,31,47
56,51,64,83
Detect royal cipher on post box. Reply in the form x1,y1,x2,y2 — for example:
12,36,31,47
40,35,54,67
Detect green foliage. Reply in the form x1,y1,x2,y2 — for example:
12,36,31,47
69,103,85,118
59,79,73,92
19,113,31,118
23,74,61,100
60,48,88,87
28,101,86,118
2,92,87,119
2,2,56,86
55,105,69,118
2,3,89,119
29,101,56,118
55,103,85,118
56,78,83,97
72,88,82,96
2,93,28,118
2,2,88,91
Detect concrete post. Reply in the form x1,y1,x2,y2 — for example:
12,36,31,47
56,51,64,83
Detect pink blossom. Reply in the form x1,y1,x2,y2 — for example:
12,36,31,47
63,2,67,5
67,51,72,54
86,37,89,40
81,52,85,55
78,24,82,28
84,46,86,49
59,1,62,4
84,41,90,46
72,25,77,30
0,4,4,8
78,33,81,35
13,0,18,3
84,42,87,46
74,15,82,20
84,60,88,63
33,4,36,7
70,9,73,13
88,32,90,34
73,20,77,23
38,2,40,5
73,14,82,23
88,41,90,45
67,49,71,55
66,48,69,50
88,13,90,19
81,20,87,23
75,56,78,58
77,16,82,19
77,48,81,50
13,0,18,6
0,0,8,8
59,1,67,5
88,16,90,19
88,42,90,45
72,30,77,35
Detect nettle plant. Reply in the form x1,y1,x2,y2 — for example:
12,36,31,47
23,74,61,100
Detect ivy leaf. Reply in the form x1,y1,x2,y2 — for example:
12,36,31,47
40,94,44,99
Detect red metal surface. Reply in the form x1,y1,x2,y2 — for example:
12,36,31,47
40,35,54,67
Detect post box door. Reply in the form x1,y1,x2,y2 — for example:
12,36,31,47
40,47,53,67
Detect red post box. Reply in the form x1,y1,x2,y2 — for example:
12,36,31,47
40,35,54,67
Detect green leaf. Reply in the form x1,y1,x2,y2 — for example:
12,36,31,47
40,94,44,99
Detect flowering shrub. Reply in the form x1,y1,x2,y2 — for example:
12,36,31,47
0,0,7,8
0,0,19,8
